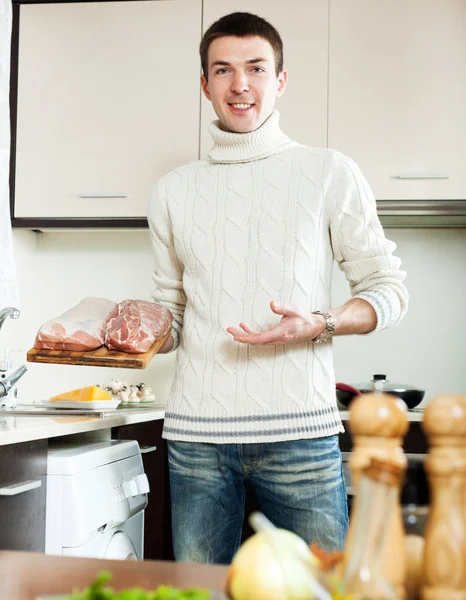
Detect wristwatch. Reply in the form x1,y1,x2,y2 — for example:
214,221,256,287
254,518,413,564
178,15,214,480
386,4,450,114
311,311,335,344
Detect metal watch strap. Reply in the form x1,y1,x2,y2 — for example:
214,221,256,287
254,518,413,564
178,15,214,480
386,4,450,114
311,311,335,344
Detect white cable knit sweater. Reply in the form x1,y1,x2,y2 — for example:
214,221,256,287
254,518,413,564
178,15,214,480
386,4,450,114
148,111,408,443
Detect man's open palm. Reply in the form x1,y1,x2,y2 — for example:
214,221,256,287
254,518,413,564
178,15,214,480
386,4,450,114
226,300,325,345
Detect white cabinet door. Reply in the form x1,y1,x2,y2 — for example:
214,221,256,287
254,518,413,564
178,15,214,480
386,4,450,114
200,1,329,158
14,1,202,218
328,0,466,200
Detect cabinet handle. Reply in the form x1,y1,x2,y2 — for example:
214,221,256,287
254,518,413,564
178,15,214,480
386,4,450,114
140,445,157,454
394,175,449,180
78,194,128,198
0,479,41,496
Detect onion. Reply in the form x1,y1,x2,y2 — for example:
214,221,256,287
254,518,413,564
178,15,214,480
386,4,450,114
227,529,321,600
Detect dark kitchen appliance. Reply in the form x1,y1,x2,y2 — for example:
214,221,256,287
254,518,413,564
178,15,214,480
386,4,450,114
336,374,425,410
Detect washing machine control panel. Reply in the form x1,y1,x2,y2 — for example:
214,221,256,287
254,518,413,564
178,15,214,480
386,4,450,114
123,473,150,498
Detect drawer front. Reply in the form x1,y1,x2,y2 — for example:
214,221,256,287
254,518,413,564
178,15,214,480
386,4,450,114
0,439,47,551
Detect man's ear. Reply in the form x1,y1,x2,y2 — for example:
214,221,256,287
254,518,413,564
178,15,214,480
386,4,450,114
200,75,212,101
276,70,288,98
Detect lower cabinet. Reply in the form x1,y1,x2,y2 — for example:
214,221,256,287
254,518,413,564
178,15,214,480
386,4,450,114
0,439,48,552
112,420,174,561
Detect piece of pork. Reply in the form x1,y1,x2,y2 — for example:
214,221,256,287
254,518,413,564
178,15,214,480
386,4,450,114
105,299,173,353
34,297,118,351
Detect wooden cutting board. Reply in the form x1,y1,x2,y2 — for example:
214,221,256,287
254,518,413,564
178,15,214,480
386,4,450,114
26,332,170,369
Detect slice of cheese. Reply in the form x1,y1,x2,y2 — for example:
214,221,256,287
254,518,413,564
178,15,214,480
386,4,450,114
50,385,112,402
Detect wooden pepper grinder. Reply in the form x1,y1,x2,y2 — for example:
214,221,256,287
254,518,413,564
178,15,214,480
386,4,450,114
343,392,409,600
421,394,466,600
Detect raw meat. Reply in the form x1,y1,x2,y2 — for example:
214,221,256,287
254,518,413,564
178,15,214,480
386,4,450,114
34,297,118,351
105,299,173,353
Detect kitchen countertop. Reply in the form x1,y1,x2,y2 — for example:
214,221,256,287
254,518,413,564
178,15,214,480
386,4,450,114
0,550,228,600
338,408,424,423
0,405,424,447
0,405,165,446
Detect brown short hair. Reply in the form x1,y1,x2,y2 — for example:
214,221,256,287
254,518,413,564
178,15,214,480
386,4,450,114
200,12,284,81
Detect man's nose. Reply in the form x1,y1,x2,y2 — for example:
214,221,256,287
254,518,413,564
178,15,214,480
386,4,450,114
230,72,249,93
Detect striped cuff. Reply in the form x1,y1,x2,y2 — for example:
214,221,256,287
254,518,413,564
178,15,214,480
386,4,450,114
355,286,402,332
169,320,182,352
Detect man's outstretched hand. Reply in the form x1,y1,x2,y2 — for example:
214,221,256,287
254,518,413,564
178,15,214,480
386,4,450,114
226,300,326,345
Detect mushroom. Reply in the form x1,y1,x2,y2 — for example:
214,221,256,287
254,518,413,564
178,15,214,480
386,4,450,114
139,385,155,403
118,385,130,404
107,378,126,395
128,385,140,403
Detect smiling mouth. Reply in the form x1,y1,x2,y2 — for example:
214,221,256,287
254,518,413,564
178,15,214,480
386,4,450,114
228,103,254,111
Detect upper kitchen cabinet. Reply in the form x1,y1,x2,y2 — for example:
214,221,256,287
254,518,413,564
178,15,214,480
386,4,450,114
328,0,466,200
13,0,201,220
200,0,329,158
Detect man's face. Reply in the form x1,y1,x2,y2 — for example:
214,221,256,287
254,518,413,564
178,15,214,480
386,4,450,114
201,36,287,133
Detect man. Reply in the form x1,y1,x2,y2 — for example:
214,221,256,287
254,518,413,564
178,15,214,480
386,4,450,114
148,12,408,564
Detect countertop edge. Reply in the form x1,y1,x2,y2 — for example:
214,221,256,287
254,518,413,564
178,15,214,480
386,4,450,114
338,409,423,422
0,408,165,446
0,407,423,447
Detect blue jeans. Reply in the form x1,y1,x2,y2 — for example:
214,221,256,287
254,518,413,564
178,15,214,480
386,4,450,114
168,436,348,564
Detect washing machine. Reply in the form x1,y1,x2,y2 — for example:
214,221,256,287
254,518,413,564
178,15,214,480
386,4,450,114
45,439,149,560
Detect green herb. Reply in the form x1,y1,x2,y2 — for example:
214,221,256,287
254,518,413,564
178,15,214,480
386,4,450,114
69,571,212,600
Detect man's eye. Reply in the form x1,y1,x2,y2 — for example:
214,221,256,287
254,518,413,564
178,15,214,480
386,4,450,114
251,67,265,73
215,68,228,75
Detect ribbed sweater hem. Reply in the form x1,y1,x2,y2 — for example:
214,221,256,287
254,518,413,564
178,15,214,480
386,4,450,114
162,406,344,443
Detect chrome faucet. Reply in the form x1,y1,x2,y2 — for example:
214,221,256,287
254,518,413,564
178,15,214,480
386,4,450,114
0,364,27,399
0,307,20,335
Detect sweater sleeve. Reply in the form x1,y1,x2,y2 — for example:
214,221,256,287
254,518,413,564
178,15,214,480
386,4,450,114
147,176,186,351
328,153,409,331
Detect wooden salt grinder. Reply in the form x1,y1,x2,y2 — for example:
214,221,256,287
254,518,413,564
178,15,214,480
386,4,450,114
343,393,409,600
421,394,466,600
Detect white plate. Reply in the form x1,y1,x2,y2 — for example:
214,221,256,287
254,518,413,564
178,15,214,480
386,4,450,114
119,400,156,406
41,399,121,410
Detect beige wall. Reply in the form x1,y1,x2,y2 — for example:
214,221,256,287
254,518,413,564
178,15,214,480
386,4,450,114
3,228,465,407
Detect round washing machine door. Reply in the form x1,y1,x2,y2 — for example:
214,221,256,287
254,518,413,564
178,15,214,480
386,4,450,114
104,531,138,560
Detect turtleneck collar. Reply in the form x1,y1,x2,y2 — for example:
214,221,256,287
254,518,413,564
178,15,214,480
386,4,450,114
206,110,294,164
